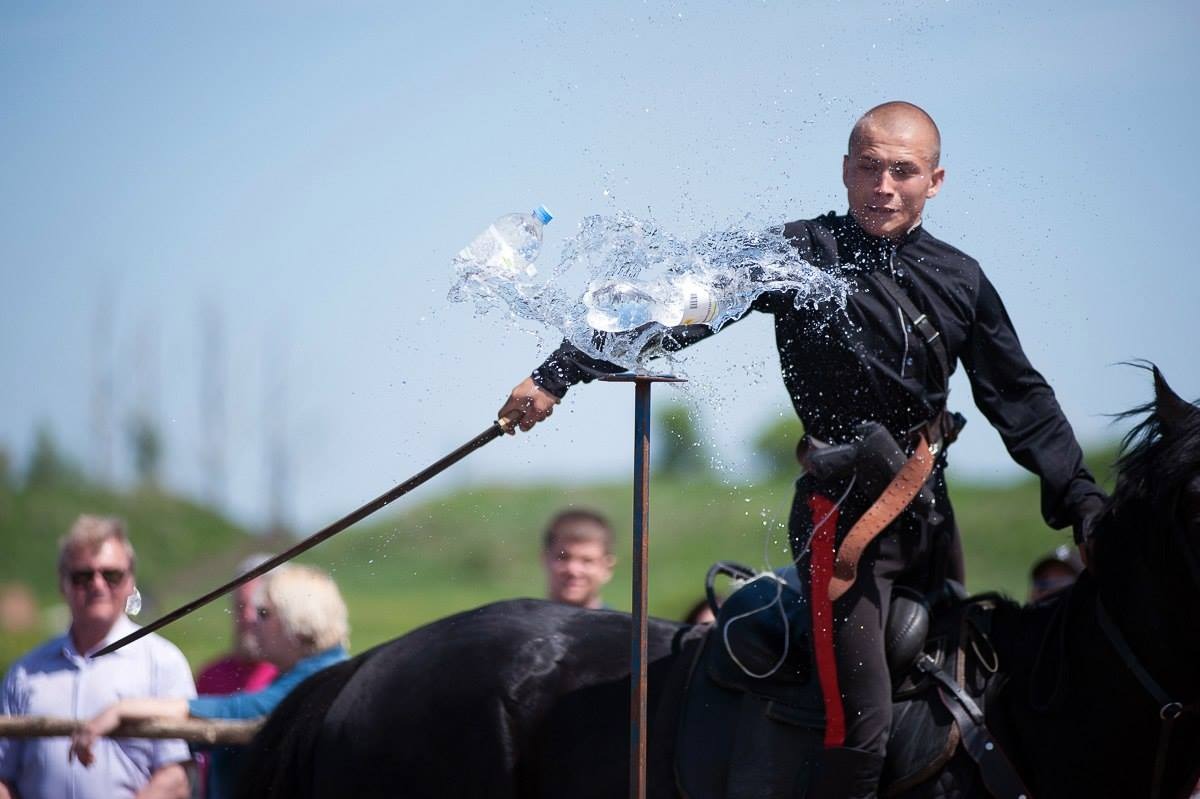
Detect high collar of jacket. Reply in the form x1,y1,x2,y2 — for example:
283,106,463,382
834,211,925,270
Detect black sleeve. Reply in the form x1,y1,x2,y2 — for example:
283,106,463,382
529,304,760,398
961,273,1105,529
530,340,625,398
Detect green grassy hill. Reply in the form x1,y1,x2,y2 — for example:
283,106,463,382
0,445,1117,675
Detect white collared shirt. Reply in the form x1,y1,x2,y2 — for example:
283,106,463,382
0,615,196,799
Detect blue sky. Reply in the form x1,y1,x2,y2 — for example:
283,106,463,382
2,1,1197,531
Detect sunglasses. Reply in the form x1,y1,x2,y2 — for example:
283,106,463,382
67,568,129,588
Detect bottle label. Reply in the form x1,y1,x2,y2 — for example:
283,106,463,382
678,285,718,326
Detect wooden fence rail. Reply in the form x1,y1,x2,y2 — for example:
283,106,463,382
0,716,261,746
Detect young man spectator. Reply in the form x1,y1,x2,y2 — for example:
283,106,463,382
0,515,195,799
70,564,350,799
542,509,616,610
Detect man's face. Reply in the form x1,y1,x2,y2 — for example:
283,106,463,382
60,539,134,632
248,599,286,664
843,122,945,240
544,538,615,609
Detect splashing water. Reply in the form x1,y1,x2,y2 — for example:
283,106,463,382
449,211,847,372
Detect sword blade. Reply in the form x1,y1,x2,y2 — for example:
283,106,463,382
95,418,511,657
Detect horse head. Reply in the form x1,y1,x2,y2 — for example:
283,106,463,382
1147,368,1200,549
1088,368,1200,687
1103,366,1200,561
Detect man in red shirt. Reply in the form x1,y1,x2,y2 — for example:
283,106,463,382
196,555,279,694
193,555,278,797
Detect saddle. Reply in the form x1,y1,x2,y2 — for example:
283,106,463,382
675,564,1019,798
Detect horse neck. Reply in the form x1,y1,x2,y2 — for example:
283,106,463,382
1093,500,1200,698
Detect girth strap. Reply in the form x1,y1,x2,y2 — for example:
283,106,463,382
916,655,1031,799
828,435,934,602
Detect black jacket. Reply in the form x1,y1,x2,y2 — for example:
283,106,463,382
532,212,1103,529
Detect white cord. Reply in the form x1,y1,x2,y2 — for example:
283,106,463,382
721,573,790,679
720,474,857,679
790,474,857,566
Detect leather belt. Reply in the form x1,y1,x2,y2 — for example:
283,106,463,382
827,434,935,602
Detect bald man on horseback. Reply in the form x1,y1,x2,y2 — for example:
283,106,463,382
499,101,1106,798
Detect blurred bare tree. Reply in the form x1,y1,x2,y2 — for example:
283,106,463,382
752,415,805,481
127,414,163,488
653,401,710,478
0,445,12,498
25,426,83,489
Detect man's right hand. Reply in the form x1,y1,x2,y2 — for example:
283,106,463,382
1072,493,1108,569
498,377,561,433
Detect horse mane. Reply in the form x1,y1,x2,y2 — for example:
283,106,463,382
1111,373,1200,513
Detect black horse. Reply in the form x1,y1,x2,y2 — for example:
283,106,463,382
238,369,1200,798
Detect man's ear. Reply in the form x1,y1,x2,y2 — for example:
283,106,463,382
842,154,852,189
926,165,946,199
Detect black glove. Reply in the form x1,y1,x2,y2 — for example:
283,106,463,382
1072,493,1108,547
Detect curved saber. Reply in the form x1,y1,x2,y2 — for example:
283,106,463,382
96,417,514,657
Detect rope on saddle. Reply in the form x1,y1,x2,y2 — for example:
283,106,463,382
828,435,935,602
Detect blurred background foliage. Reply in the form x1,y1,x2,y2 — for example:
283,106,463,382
0,421,1118,676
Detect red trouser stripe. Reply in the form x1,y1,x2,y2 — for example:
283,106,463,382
808,493,845,748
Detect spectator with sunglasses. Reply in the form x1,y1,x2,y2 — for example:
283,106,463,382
0,515,195,799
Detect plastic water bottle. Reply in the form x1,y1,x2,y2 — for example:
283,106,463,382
455,205,554,281
584,273,721,332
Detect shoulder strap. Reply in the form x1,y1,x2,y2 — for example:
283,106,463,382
870,271,951,393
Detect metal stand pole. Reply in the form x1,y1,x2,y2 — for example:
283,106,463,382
630,378,651,799
601,372,684,799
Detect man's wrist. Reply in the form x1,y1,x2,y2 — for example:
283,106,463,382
530,370,568,400
1072,494,1107,545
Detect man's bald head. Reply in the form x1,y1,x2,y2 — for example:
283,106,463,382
842,101,946,240
848,101,941,168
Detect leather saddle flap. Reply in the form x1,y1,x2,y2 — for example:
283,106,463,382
881,597,998,796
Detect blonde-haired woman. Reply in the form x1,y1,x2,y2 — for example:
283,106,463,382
70,565,349,798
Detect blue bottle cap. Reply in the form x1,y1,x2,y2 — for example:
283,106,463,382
532,205,553,225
